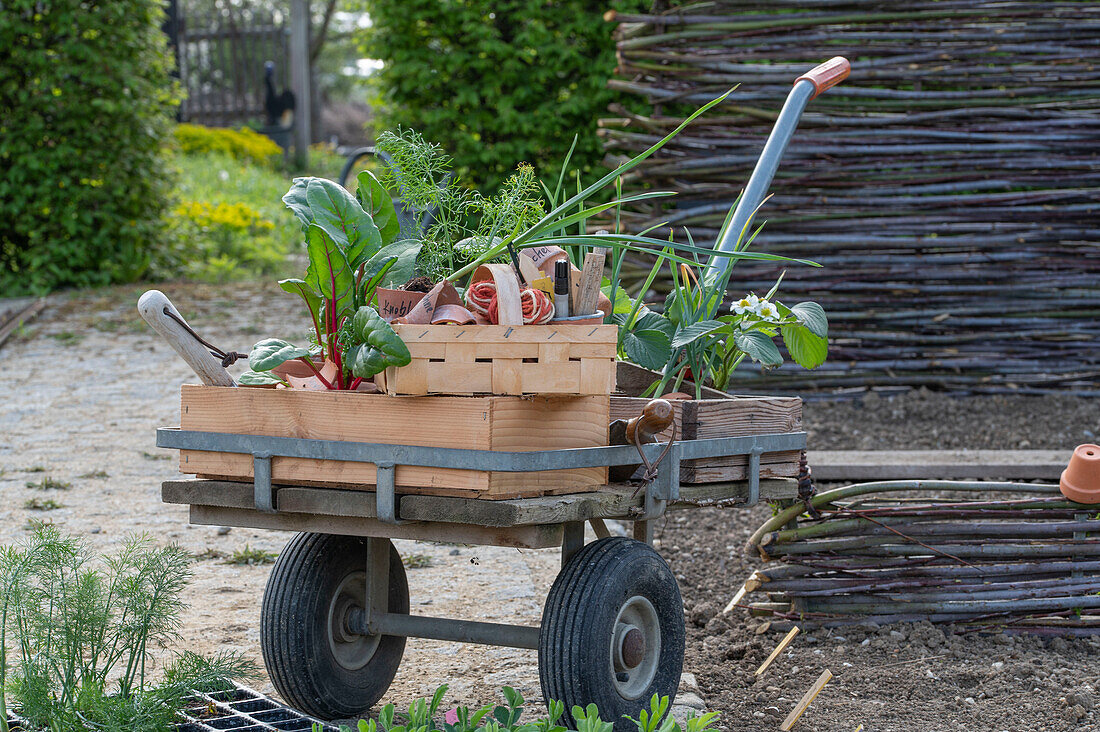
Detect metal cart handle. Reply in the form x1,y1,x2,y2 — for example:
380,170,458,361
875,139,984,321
795,56,851,99
705,56,851,284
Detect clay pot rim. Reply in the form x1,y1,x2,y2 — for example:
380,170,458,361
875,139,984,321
1060,443,1100,505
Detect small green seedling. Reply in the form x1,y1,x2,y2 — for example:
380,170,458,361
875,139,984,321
224,545,278,566
26,477,71,491
23,498,64,511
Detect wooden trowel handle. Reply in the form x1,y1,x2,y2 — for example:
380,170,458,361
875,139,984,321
138,289,236,387
626,399,674,445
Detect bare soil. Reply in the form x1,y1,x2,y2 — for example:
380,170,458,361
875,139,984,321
661,506,1100,731
1,280,1097,731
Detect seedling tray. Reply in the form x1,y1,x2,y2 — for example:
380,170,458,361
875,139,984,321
176,684,337,731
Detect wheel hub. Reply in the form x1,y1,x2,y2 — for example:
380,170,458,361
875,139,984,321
327,571,382,671
610,595,661,699
619,627,646,668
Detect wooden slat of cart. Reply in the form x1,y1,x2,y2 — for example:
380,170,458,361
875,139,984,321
163,478,798,528
178,386,609,497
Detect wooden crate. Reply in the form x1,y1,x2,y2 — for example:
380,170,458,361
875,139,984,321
609,394,803,483
178,385,609,499
379,323,617,396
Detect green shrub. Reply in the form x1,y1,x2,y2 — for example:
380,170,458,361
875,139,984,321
361,0,650,193
174,123,283,168
0,0,179,295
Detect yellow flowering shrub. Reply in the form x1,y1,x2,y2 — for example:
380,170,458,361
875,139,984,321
173,124,282,168
168,199,284,282
173,201,276,233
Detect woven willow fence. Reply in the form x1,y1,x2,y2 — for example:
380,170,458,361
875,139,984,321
601,1,1100,397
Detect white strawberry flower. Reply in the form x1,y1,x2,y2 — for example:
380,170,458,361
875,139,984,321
731,293,759,315
755,300,780,321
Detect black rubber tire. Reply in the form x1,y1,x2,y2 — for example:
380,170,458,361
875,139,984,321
539,537,685,730
261,533,408,719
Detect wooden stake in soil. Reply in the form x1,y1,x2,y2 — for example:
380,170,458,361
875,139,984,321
722,581,750,615
780,669,832,731
754,626,800,676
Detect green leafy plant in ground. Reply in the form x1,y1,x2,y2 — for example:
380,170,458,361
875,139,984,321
401,553,433,569
22,498,63,511
224,545,278,566
24,477,70,491
156,151,302,283
0,525,257,732
316,685,719,732
0,0,178,295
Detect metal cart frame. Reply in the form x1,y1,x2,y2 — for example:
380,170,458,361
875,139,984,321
157,427,805,723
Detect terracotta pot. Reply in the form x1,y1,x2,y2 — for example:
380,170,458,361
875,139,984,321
1060,444,1100,504
376,288,427,322
271,357,322,380
284,359,339,390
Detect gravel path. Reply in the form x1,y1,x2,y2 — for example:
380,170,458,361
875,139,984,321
1,280,1096,730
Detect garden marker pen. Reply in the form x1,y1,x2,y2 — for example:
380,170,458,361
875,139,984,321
554,259,571,318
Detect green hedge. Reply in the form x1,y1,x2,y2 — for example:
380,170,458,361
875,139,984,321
361,0,649,193
0,0,178,295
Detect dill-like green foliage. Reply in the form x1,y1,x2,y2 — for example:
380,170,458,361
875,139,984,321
0,525,257,732
373,129,546,282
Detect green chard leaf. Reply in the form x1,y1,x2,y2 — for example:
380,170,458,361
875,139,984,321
249,338,312,372
305,224,356,317
282,177,312,229
363,238,423,289
238,370,287,386
355,170,401,246
306,178,382,267
279,277,322,309
344,306,412,378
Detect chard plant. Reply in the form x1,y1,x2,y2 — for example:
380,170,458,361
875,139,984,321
0,524,256,732
242,173,417,389
315,685,720,732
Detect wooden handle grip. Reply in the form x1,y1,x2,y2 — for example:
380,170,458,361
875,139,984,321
626,399,674,444
795,56,850,99
137,289,236,387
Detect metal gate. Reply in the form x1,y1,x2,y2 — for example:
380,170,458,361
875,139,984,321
171,0,292,128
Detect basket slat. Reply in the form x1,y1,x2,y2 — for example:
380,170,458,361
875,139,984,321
384,324,618,396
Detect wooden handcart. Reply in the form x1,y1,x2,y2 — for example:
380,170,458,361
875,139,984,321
145,55,850,728
157,421,805,723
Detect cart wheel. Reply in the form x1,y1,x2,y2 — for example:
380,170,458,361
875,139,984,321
261,533,408,719
539,537,684,729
